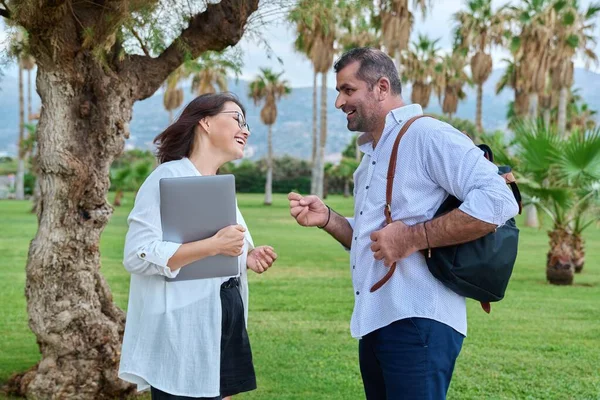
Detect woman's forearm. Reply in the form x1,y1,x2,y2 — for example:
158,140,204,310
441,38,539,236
167,237,218,271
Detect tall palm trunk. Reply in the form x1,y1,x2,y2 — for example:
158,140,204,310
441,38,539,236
543,109,551,129
476,83,483,133
16,63,26,200
168,110,173,124
264,124,273,205
557,86,568,136
546,228,574,285
310,69,319,194
28,69,33,121
528,92,539,120
314,72,328,198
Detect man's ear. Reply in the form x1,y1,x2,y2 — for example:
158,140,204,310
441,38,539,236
377,77,391,101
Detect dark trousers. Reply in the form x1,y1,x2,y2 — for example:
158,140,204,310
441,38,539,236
359,318,464,400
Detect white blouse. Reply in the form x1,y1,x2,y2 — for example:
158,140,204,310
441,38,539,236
118,157,254,397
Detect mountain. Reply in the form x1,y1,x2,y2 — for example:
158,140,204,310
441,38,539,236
0,68,599,159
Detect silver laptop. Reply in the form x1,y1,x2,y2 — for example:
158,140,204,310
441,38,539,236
159,175,238,282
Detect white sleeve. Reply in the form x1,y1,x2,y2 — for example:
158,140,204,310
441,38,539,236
123,167,182,278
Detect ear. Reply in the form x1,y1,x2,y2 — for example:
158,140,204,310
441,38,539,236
376,77,391,101
199,117,210,134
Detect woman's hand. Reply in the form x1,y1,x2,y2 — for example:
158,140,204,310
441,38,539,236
247,246,278,274
212,225,246,257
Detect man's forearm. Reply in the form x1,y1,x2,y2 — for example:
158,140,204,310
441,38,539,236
411,209,497,251
322,208,353,249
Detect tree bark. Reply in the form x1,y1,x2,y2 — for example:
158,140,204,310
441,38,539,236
528,92,539,120
557,86,568,137
314,72,328,199
543,108,551,130
265,124,273,205
15,63,134,400
476,83,483,133
16,63,25,200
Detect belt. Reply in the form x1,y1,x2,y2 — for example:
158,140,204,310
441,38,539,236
221,277,239,289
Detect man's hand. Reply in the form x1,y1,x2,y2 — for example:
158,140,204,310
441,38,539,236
247,246,278,274
370,221,421,267
288,192,328,227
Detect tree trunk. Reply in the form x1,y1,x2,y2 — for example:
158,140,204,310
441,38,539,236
28,69,33,122
265,124,273,205
343,179,350,198
9,65,135,399
16,63,26,200
543,108,551,130
528,92,539,120
310,69,319,195
315,72,328,199
169,109,173,124
546,228,575,285
572,233,585,273
476,83,483,133
113,189,124,207
524,204,539,228
557,86,568,137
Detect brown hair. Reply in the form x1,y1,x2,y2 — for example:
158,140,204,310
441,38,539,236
154,92,247,164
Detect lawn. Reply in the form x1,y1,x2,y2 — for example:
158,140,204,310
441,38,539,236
1,193,599,399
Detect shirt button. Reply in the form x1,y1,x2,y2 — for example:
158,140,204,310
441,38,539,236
366,186,369,190
372,161,376,165
354,236,357,241
140,252,146,258
360,211,363,215
353,265,355,269
356,291,360,295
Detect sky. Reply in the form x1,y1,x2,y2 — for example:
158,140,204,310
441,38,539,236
1,0,599,88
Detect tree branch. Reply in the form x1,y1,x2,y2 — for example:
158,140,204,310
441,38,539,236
126,0,260,101
130,28,150,57
0,0,10,19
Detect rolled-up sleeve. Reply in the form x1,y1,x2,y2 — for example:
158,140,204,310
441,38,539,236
423,123,519,226
123,168,182,278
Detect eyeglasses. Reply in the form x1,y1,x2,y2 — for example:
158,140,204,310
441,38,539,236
219,111,250,132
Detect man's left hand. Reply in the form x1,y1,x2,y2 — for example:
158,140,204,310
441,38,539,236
370,221,418,267
247,246,278,274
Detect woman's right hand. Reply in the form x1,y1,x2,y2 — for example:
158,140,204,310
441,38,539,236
212,224,246,256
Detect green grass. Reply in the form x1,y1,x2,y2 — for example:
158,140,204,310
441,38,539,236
1,193,599,399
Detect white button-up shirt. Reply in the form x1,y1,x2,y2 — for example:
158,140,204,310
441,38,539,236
348,104,519,339
118,157,254,397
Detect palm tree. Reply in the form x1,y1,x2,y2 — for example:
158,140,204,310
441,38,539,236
290,5,320,173
496,57,529,120
402,34,441,108
454,0,507,132
511,122,600,285
186,50,242,95
435,49,471,120
550,0,599,136
163,67,185,123
248,68,291,205
379,0,430,68
509,0,557,120
566,88,597,132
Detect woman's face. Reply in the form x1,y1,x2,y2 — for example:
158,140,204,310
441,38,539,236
206,102,251,161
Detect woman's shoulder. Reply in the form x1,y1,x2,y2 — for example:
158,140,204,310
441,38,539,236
138,159,192,192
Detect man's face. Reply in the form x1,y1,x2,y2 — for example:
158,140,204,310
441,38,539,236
335,61,380,132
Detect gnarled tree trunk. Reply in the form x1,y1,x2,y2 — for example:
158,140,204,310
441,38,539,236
19,62,134,400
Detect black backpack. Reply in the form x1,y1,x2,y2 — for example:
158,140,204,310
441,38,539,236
370,116,521,313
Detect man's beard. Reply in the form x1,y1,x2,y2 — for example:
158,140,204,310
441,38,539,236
347,110,377,132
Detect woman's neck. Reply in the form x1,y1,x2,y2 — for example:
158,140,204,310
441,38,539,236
188,142,224,176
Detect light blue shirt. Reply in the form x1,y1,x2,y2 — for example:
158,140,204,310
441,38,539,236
347,104,519,338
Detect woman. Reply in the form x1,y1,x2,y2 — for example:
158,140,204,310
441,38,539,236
119,93,277,400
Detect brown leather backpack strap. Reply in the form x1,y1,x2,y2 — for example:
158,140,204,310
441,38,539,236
370,115,431,293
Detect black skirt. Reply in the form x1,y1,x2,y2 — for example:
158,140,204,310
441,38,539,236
151,277,256,400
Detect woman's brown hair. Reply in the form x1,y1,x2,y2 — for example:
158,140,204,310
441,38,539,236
154,92,247,164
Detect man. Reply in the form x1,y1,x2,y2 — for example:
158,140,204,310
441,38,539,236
288,48,519,399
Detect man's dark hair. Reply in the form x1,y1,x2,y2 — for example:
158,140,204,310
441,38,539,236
333,48,402,95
